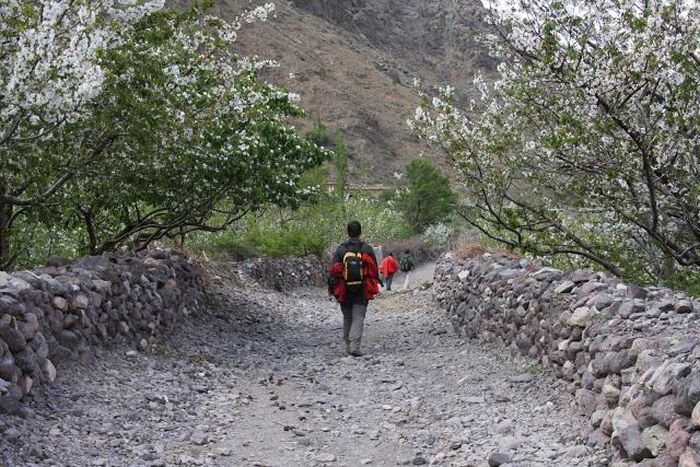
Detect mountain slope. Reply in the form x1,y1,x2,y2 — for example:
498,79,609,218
177,1,494,181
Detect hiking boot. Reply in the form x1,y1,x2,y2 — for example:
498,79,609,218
345,342,351,355
349,348,363,357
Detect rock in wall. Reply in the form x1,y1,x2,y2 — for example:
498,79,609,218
434,252,700,465
0,250,203,414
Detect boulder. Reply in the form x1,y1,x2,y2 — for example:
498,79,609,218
568,307,593,327
642,424,668,457
612,408,652,461
667,419,691,460
676,372,700,416
692,401,700,428
653,395,682,428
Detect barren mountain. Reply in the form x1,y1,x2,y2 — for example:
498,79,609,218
180,1,494,181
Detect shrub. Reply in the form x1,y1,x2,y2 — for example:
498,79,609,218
422,223,454,248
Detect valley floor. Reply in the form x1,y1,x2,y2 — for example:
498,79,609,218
1,265,608,466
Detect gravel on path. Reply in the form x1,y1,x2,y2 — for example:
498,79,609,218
0,264,608,466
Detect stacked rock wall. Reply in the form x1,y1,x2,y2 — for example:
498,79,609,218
233,256,326,291
434,252,700,465
0,250,203,413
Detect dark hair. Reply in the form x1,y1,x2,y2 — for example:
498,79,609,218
347,220,362,238
404,249,410,254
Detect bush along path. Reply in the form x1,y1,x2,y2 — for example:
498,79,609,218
0,259,608,466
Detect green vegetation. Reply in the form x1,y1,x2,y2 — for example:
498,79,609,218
515,363,549,375
413,0,700,293
392,159,457,234
306,117,334,148
1,2,326,270
194,195,411,260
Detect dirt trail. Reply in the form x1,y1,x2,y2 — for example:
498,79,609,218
1,264,607,467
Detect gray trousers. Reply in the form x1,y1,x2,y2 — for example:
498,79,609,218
341,302,367,351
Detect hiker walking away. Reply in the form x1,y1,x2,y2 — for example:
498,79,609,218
327,221,380,356
399,249,415,290
379,252,398,291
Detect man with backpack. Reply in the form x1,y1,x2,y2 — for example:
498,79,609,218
399,249,415,290
327,221,380,356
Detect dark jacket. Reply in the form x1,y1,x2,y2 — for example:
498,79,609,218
330,238,379,305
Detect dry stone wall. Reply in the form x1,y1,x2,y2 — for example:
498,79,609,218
231,256,325,291
0,250,203,414
434,252,700,466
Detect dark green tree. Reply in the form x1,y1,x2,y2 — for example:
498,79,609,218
394,159,456,233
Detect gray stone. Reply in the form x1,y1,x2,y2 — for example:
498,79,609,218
568,307,593,327
626,285,648,299
531,267,562,281
554,280,575,294
71,294,89,310
572,269,595,284
576,389,597,416
591,410,605,428
315,453,337,463
8,278,31,292
52,296,68,311
652,395,681,428
593,294,615,311
642,425,668,456
0,271,10,288
676,371,700,416
667,419,691,460
189,432,208,446
565,445,588,458
619,301,646,319
0,326,26,353
636,349,664,375
603,384,621,406
487,452,510,467
4,426,21,441
509,373,534,383
0,383,22,414
577,281,608,295
676,300,695,314
612,408,652,461
649,362,692,396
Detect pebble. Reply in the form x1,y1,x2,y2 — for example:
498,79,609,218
487,452,511,466
315,453,337,463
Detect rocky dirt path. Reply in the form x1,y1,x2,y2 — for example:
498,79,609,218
1,264,608,467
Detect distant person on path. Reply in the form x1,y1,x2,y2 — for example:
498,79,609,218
327,221,380,356
399,249,415,290
379,252,398,291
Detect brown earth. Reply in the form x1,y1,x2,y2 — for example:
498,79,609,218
170,0,495,182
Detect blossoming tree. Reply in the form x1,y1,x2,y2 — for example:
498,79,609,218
0,1,327,269
413,0,699,282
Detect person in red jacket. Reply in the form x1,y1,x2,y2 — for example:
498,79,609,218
327,221,379,356
379,252,398,291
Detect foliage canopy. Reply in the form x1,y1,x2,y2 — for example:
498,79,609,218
393,159,456,234
413,0,700,283
0,1,327,269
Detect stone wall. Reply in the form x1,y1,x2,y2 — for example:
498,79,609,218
232,256,326,291
434,252,700,465
0,250,203,414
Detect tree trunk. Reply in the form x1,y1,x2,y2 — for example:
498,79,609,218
0,194,14,271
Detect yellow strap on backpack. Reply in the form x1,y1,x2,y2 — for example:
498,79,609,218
343,251,364,285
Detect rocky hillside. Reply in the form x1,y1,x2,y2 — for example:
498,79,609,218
179,0,494,182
